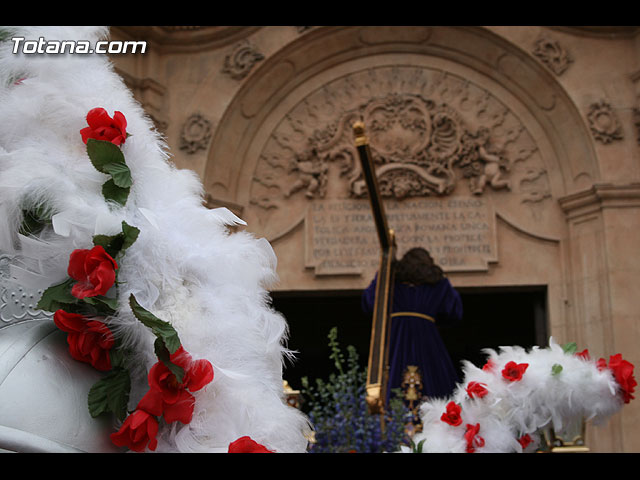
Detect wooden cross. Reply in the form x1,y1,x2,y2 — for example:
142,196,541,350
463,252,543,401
353,121,397,415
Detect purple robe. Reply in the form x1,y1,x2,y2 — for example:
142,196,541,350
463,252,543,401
362,275,462,401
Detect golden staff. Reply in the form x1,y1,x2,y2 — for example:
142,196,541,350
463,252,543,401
353,121,397,416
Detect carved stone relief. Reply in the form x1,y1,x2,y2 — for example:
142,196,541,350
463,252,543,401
221,40,264,80
587,100,624,144
633,107,640,145
247,66,551,274
532,37,573,76
250,66,541,212
179,113,212,154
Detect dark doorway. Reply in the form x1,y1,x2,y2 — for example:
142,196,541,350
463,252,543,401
271,286,547,391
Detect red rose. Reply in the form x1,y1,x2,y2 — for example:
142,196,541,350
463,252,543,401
608,353,636,404
53,309,114,371
228,436,273,453
597,358,608,371
464,423,484,453
68,245,118,299
482,358,495,372
137,346,214,424
501,361,529,382
80,107,128,146
440,401,463,427
110,409,159,452
518,433,533,450
466,381,488,399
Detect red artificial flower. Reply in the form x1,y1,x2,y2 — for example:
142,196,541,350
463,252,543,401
110,409,159,452
501,361,529,382
597,357,608,371
228,436,274,453
68,245,118,299
137,346,214,424
482,358,495,372
80,107,128,146
518,433,533,450
576,349,591,360
441,401,463,427
608,353,636,404
466,381,489,399
53,309,114,371
464,423,484,453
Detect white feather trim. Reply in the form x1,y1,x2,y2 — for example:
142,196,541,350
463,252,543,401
0,26,310,453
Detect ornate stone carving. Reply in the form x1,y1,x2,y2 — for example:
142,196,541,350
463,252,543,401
179,113,212,154
587,100,624,144
222,40,264,80
532,37,573,75
248,66,543,248
633,107,640,145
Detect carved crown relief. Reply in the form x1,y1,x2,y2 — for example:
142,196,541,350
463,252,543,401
250,66,544,220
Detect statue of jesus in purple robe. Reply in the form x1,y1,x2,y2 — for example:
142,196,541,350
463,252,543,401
362,247,463,409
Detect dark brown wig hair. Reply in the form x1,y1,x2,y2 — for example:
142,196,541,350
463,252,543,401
394,247,444,285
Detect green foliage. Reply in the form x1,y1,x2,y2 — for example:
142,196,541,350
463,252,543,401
86,138,133,207
88,368,131,421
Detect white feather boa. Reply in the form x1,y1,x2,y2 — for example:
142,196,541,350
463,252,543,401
0,26,310,452
406,339,630,453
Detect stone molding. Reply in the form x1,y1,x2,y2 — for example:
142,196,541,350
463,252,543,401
558,183,640,220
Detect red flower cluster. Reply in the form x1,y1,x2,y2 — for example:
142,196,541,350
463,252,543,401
603,354,636,404
441,401,463,427
501,361,529,382
110,410,159,452
68,245,118,299
228,436,274,453
54,310,114,371
464,423,484,453
138,346,214,424
80,107,128,146
482,358,495,372
466,381,488,399
111,346,214,452
518,433,533,450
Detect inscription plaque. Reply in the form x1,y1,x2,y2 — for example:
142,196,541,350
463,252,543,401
306,196,497,275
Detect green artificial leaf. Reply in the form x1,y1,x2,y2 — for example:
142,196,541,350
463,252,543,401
102,178,130,207
120,221,140,252
562,342,577,355
92,221,139,259
86,138,126,174
129,294,181,354
102,162,133,188
36,278,77,312
154,337,185,384
87,368,131,421
551,363,563,376
82,294,118,314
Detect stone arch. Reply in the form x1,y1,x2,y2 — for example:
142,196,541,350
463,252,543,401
204,26,598,213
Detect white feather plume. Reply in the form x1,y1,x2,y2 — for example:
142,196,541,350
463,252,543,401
0,26,310,452
409,338,627,453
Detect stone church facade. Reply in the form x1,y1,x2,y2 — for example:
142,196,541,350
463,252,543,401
108,26,640,452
